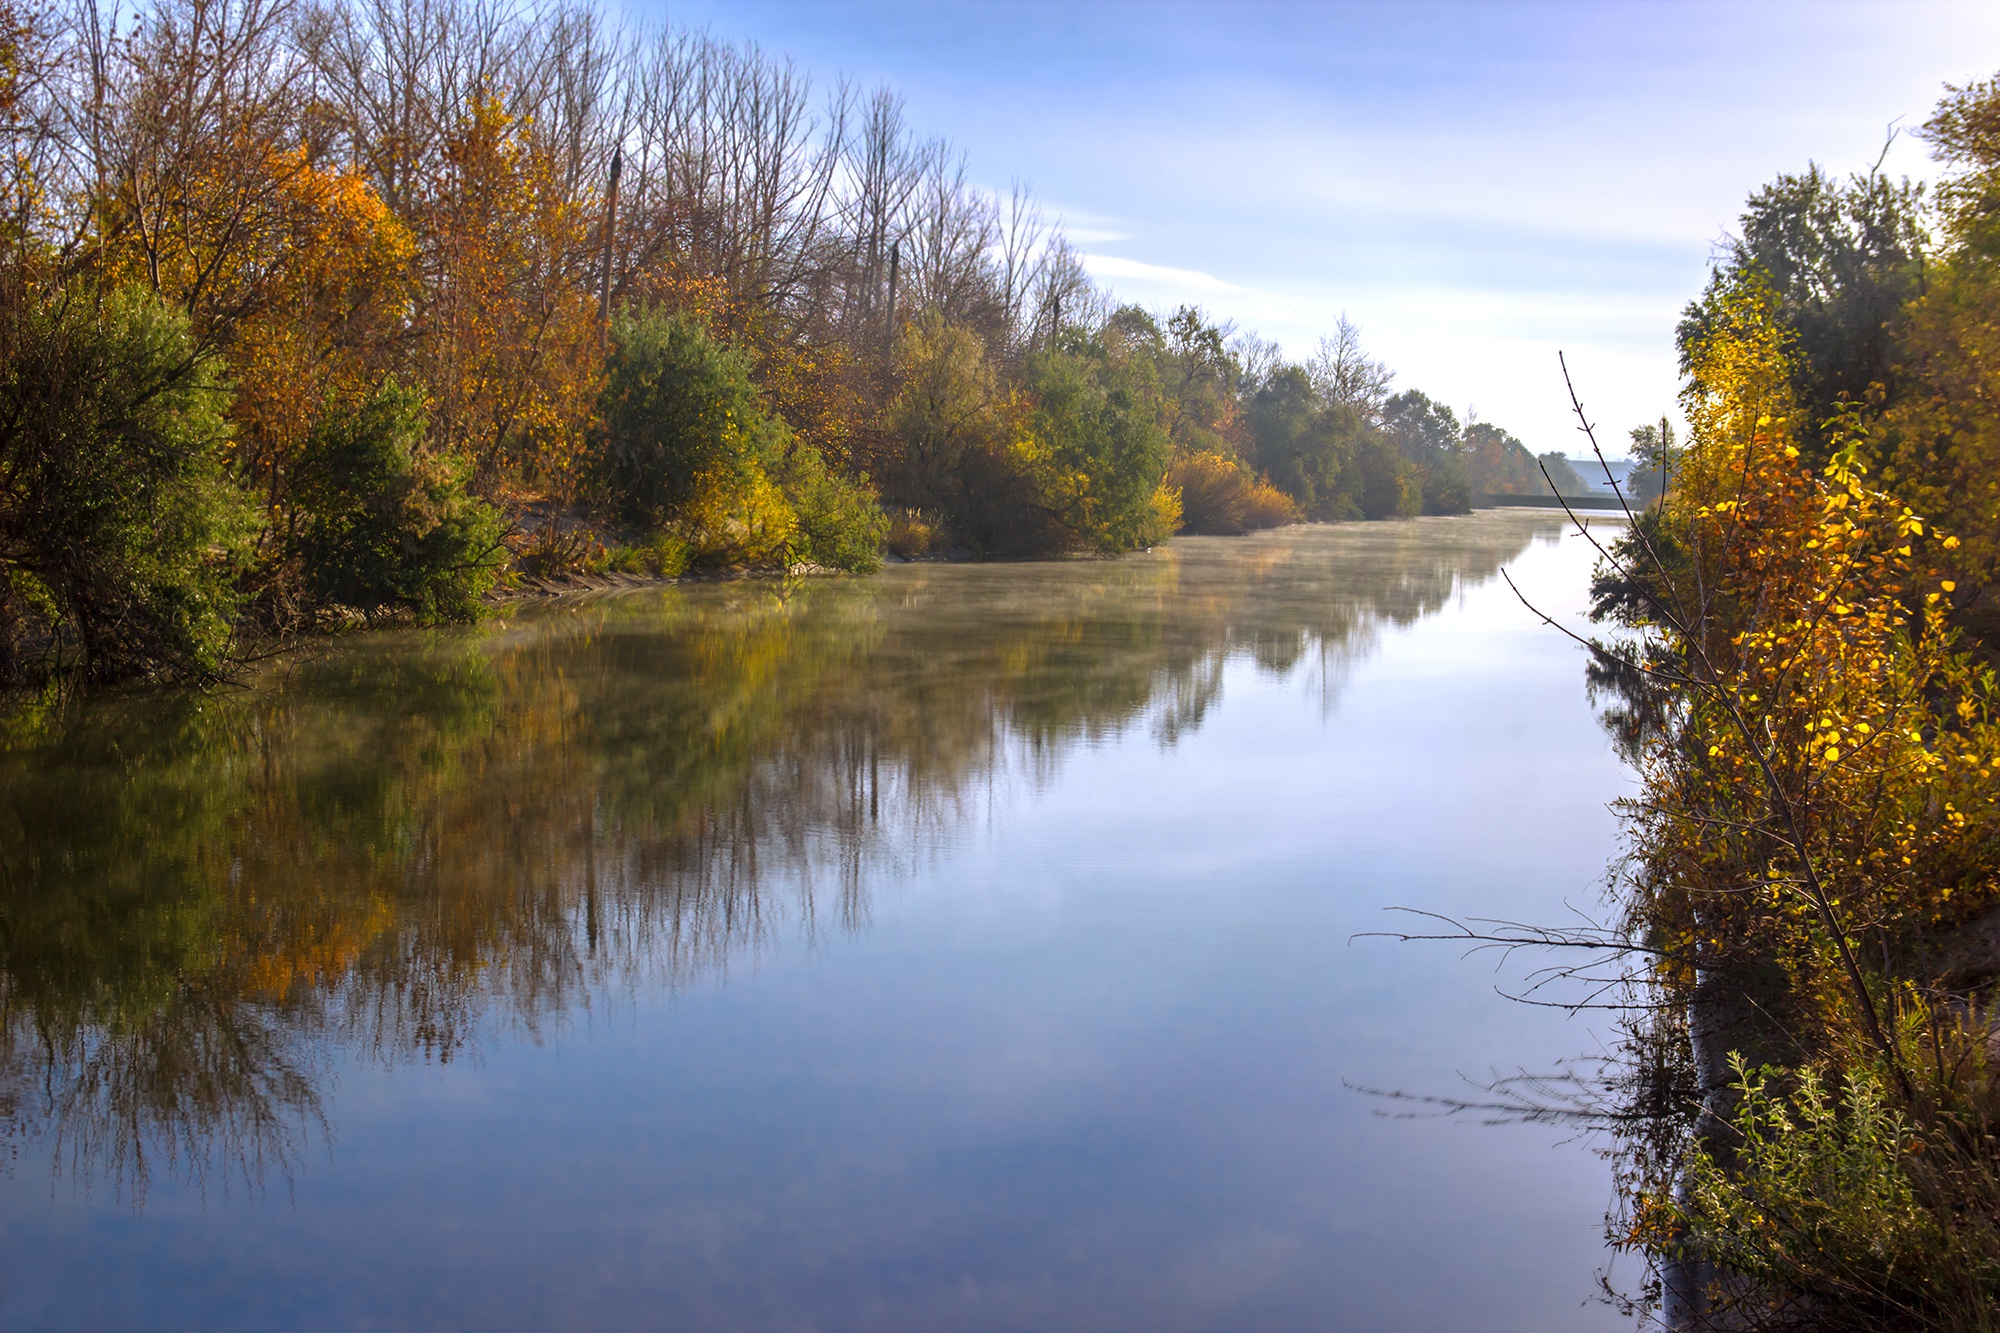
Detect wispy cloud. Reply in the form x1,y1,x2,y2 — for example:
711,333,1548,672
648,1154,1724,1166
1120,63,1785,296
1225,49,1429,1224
1079,253,1238,292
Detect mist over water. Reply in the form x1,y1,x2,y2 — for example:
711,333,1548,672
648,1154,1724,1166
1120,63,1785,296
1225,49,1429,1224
0,511,1633,1331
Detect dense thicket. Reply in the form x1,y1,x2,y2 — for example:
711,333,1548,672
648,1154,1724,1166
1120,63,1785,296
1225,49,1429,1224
1593,76,2000,1330
0,0,1559,687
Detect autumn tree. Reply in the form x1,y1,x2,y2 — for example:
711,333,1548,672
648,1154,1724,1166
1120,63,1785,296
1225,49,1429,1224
1679,162,1928,463
880,312,1014,526
1462,421,1543,496
1881,77,2000,648
1599,276,2000,1326
411,94,601,493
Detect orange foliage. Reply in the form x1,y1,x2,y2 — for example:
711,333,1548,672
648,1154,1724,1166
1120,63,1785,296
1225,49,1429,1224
226,148,417,492
411,95,602,493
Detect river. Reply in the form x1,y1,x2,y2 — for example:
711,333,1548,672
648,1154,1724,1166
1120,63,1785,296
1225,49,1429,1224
0,511,1635,1331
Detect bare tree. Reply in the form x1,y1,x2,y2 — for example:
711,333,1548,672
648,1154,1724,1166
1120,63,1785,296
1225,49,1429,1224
1306,313,1394,419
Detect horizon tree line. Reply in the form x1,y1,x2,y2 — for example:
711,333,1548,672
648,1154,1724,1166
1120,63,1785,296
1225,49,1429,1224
0,0,1606,687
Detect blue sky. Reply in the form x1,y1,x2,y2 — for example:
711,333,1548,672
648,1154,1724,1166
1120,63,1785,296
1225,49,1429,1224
651,0,2000,456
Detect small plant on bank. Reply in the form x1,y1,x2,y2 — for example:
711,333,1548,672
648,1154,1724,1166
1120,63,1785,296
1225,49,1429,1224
884,507,950,559
599,533,691,578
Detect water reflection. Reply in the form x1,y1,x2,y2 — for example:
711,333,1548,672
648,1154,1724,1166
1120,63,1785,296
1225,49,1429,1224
0,514,1559,1205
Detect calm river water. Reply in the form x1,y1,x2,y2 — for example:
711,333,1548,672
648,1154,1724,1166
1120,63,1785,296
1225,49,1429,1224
0,511,1635,1332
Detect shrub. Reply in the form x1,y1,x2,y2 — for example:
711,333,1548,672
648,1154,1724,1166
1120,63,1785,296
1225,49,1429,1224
777,440,888,572
1019,333,1177,553
883,507,949,559
593,308,774,531
289,379,505,623
0,287,259,685
1240,476,1302,529
1646,1056,2000,1330
594,307,885,570
600,532,691,578
1168,451,1300,534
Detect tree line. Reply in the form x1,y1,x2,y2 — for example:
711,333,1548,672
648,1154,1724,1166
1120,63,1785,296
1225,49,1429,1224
1580,73,2000,1329
0,0,1577,688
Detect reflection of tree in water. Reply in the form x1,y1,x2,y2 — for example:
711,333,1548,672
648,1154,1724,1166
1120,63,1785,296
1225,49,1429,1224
0,512,1558,1203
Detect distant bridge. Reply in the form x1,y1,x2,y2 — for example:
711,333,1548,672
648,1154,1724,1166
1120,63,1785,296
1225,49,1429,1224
1477,493,1633,512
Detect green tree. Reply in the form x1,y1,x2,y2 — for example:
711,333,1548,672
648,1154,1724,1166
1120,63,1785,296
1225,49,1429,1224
594,307,884,570
1380,389,1471,515
1153,305,1245,458
1249,367,1358,519
1679,163,1927,462
1536,452,1589,496
1018,329,1177,553
0,287,259,685
1623,418,1677,506
594,308,785,531
1352,431,1421,519
288,380,506,623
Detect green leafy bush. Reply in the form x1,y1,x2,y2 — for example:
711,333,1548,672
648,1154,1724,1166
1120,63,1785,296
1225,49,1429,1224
1659,1056,2000,1330
594,308,775,531
778,440,888,572
289,380,505,623
593,307,885,571
0,287,258,685
1019,333,1177,553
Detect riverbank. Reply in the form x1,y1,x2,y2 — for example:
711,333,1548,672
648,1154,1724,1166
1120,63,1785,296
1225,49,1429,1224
1590,282,2000,1329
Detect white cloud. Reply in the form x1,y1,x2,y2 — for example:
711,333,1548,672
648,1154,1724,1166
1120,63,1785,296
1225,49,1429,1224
1061,226,1130,245
1079,253,1239,292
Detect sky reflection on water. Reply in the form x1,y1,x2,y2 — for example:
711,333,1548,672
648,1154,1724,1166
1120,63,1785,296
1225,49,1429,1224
0,512,1634,1331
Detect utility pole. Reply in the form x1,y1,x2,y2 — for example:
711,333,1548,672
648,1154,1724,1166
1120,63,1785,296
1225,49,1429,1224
884,240,900,358
598,147,622,353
